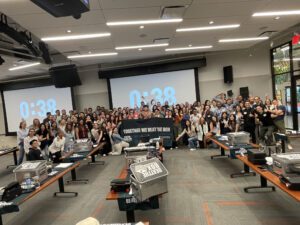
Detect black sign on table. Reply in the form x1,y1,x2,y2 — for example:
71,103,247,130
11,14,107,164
119,118,174,146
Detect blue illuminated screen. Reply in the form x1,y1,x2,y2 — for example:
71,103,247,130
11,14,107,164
110,69,196,108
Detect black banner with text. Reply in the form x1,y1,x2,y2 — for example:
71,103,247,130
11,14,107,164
119,118,174,146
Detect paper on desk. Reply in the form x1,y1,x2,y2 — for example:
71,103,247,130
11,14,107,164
55,163,73,169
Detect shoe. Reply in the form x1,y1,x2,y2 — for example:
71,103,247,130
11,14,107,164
103,154,107,157
190,148,196,151
175,146,178,149
288,144,293,150
170,148,173,150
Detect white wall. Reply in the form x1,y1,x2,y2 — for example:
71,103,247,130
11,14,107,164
73,65,109,110
198,47,272,101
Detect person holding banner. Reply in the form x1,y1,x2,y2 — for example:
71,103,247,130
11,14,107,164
109,127,130,155
176,120,198,151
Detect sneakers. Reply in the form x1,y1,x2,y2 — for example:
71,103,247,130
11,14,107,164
103,154,107,157
175,146,178,149
288,144,293,150
190,148,196,151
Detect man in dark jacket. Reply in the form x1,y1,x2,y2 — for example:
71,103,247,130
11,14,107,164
28,140,44,161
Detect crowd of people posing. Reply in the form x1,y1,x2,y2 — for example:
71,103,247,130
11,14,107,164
16,94,289,164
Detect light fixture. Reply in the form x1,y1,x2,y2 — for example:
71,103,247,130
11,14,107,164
165,45,213,51
140,26,144,29
274,16,280,20
41,33,111,41
88,51,92,54
9,62,40,71
67,30,72,33
189,44,192,47
138,48,142,51
209,21,214,24
253,10,300,17
219,37,269,43
115,43,169,50
176,24,240,32
67,52,118,59
106,18,183,26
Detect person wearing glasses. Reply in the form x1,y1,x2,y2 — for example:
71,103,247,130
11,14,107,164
24,128,40,161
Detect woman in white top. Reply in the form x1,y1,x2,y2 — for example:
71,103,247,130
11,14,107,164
49,131,65,163
196,117,208,148
24,128,40,160
205,116,220,148
176,120,198,151
91,122,100,144
17,121,28,164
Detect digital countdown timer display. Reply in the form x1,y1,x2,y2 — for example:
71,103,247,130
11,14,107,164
3,86,73,133
129,86,176,108
110,69,196,108
19,99,57,119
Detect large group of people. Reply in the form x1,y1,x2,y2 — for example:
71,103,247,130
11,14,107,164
16,93,290,164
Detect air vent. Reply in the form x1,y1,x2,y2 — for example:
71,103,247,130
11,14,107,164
161,6,186,19
258,31,277,37
153,38,170,44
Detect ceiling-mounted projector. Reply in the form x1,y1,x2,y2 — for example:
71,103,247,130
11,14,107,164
31,0,90,19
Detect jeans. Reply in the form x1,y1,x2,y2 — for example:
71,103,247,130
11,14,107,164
188,137,198,149
18,142,25,165
259,125,275,145
41,145,49,160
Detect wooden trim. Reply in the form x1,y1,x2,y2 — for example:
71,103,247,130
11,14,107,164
237,155,300,201
0,147,18,157
17,162,80,205
106,166,127,200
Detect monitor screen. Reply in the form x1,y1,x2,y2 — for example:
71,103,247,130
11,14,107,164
2,85,73,133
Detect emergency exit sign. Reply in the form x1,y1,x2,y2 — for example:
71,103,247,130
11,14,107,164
292,34,300,45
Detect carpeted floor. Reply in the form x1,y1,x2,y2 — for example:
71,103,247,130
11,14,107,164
1,141,300,225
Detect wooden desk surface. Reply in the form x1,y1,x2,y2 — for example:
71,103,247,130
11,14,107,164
15,162,80,205
0,147,18,157
106,167,128,200
236,155,300,201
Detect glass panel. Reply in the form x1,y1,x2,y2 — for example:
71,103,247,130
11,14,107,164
297,79,300,131
273,44,290,74
274,73,293,129
293,42,300,72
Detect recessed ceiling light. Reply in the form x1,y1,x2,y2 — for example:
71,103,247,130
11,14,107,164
252,10,300,17
67,52,118,59
219,37,269,42
176,24,240,32
165,45,213,51
115,43,169,50
274,16,280,20
189,44,192,47
9,62,40,71
67,30,72,33
88,51,92,54
41,33,111,41
107,18,183,26
140,26,144,29
138,48,142,51
209,21,214,24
